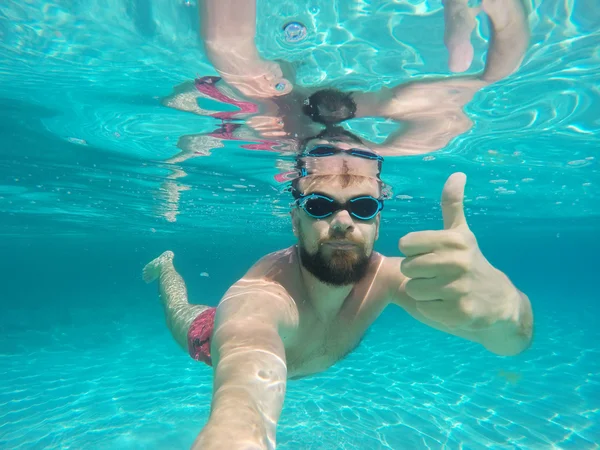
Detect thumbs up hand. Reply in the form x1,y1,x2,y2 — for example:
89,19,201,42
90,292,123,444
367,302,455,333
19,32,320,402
399,173,518,330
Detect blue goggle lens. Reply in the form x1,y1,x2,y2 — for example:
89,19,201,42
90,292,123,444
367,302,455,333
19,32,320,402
300,194,382,220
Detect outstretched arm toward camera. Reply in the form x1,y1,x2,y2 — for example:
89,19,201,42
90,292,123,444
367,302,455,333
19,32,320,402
193,280,299,450
199,0,293,98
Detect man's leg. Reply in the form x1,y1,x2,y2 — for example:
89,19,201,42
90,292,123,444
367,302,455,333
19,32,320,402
143,251,214,363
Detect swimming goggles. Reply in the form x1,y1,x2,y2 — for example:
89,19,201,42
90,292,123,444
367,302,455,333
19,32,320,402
295,192,384,220
305,145,384,161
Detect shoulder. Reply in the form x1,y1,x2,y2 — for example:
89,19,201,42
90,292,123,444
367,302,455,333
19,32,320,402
243,246,297,279
218,247,300,329
376,254,403,284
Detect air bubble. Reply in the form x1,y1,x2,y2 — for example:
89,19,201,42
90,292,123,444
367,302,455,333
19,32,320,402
66,137,87,146
283,21,307,43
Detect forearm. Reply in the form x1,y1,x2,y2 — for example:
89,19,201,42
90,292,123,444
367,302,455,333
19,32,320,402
468,289,533,356
196,325,287,449
194,388,271,450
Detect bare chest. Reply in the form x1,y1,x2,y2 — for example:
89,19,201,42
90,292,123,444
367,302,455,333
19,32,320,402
283,307,378,379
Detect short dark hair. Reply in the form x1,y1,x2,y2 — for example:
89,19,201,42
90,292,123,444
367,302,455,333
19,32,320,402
298,126,364,151
302,88,357,125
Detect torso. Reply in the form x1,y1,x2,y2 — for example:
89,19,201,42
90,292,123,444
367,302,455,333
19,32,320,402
241,246,396,379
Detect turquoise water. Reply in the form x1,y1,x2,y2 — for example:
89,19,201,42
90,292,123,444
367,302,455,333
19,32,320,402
1,0,599,449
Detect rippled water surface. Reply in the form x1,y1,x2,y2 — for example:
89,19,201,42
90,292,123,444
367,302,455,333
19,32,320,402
1,0,598,237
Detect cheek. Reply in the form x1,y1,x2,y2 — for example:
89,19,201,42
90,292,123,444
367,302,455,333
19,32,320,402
358,224,378,247
298,218,319,241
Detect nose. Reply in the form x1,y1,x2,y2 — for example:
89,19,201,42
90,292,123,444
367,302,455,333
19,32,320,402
330,209,354,233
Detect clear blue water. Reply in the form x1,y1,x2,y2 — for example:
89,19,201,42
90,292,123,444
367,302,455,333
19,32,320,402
1,0,599,449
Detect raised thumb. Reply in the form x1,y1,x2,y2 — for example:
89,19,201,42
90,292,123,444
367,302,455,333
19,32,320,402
441,172,468,229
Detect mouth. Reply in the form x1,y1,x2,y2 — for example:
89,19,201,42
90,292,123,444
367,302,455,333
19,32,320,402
323,241,358,249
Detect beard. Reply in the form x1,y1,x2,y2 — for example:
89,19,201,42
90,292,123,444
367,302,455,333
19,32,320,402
298,240,371,286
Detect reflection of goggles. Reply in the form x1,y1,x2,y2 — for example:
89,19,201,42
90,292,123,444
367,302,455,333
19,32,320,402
295,192,384,220
304,145,384,161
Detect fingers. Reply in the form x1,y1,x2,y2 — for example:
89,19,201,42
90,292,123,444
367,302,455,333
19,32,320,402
447,40,474,73
401,253,467,279
443,0,480,72
401,253,439,279
405,277,451,301
405,278,443,301
399,229,469,257
441,172,467,230
405,277,467,302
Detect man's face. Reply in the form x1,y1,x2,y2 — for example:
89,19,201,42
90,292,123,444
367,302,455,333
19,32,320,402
292,147,382,286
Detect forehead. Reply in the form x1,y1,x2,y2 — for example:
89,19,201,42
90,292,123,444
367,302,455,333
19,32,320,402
302,176,380,200
300,153,381,180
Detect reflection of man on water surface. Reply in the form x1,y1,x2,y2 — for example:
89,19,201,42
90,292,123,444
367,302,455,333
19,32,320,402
162,0,529,161
144,130,534,449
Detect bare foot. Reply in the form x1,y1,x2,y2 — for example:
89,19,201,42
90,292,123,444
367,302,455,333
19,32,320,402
143,251,174,283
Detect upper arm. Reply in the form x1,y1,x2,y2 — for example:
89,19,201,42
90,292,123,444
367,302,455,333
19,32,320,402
211,280,299,366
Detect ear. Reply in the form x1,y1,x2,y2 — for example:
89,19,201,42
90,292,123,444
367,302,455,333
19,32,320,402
374,214,380,241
